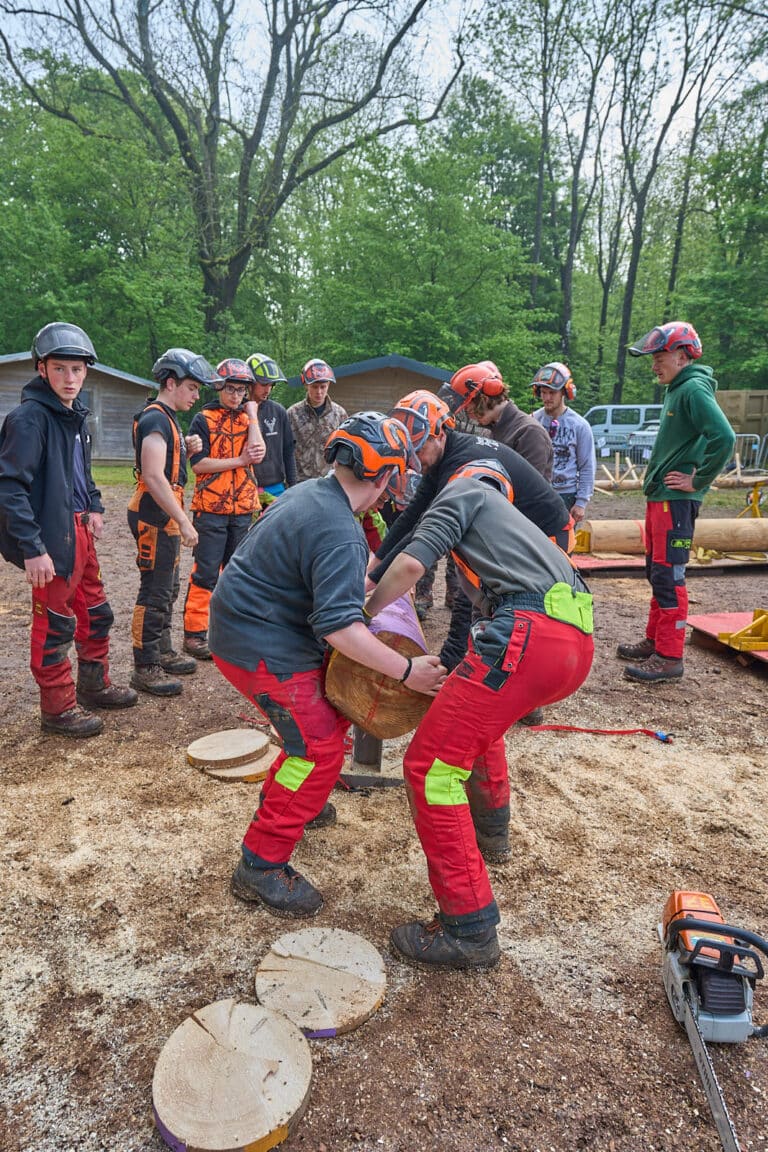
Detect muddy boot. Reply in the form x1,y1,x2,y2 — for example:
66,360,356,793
624,652,683,683
305,802,337,830
130,663,183,697
41,705,104,738
230,859,323,918
76,662,138,710
160,649,197,675
517,707,544,727
390,916,500,970
616,637,655,661
183,633,212,661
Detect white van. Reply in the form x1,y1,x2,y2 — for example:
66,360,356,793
583,403,662,455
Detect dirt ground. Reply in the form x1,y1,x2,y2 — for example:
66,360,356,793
1,485,767,1152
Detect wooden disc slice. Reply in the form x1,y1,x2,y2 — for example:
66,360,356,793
152,998,312,1152
187,729,271,769
201,757,273,783
255,928,387,1038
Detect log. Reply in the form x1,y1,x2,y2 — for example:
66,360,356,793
325,594,431,739
579,518,768,555
255,928,387,1038
152,998,312,1152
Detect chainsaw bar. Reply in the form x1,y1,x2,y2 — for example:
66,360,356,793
682,985,742,1152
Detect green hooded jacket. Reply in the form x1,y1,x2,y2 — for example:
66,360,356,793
643,363,735,502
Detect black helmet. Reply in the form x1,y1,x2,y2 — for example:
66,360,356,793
152,348,219,387
246,351,287,385
32,322,96,366
324,411,419,484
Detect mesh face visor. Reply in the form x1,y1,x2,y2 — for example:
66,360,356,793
389,407,431,451
387,468,421,510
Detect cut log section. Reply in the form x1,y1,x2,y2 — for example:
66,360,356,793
152,998,312,1152
187,729,274,782
325,594,431,739
255,928,387,1038
578,517,768,556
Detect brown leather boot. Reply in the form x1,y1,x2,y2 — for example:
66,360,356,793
76,662,139,709
160,649,197,675
183,634,212,661
41,705,104,738
130,663,183,696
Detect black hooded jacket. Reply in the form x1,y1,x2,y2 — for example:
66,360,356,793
0,375,104,579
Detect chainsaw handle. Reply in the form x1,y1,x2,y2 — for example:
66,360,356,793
666,917,768,977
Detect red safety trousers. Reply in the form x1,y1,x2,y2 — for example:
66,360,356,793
404,610,593,929
212,656,351,863
643,499,699,660
30,516,113,715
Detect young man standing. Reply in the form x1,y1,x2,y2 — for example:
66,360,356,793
181,359,266,660
0,322,137,737
618,322,735,684
441,361,553,479
365,458,594,969
209,413,445,918
531,362,595,522
128,348,219,696
287,359,348,482
245,352,297,504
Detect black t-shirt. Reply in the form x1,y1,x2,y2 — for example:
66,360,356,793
132,400,186,525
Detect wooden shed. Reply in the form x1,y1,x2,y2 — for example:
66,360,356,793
286,354,452,414
0,353,155,462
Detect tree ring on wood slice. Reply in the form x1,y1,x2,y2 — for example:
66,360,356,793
255,928,387,1038
152,998,312,1152
325,631,431,739
187,728,271,769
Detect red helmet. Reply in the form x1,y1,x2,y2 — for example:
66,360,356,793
441,361,506,416
324,412,420,490
449,459,515,504
532,362,576,401
628,322,702,360
389,390,455,451
301,358,335,386
215,358,256,389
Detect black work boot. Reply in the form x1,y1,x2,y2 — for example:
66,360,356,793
40,705,104,738
182,633,212,661
305,802,337,830
616,637,655,661
230,859,324,918
160,649,197,675
624,652,683,683
390,916,500,970
130,663,183,696
76,662,139,709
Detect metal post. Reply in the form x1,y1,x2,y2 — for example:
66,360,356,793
352,726,382,771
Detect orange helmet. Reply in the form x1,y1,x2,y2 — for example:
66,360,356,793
441,361,506,415
301,358,335,386
532,362,576,401
388,468,421,511
389,390,455,451
449,459,515,504
324,412,419,491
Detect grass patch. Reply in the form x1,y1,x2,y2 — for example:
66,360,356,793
93,465,135,487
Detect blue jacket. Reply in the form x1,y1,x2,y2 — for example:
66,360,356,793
0,376,103,579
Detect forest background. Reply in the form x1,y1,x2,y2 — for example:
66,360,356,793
0,0,766,416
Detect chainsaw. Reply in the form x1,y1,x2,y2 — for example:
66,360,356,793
659,891,768,1152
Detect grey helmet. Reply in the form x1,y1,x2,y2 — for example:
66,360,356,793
151,348,219,387
32,322,96,366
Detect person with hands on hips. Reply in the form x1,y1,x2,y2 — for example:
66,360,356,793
128,347,220,697
209,412,445,920
618,321,735,684
0,322,137,737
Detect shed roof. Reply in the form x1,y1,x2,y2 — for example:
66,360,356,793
0,351,155,391
286,354,452,387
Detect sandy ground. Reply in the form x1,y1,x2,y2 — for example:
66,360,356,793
1,486,767,1152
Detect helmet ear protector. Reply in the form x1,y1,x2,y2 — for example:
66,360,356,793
442,362,506,416
531,362,576,402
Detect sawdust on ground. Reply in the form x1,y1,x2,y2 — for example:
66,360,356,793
0,487,766,1152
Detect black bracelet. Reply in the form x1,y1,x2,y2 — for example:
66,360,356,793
399,657,413,683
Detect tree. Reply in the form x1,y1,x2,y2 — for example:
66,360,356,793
0,0,465,332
